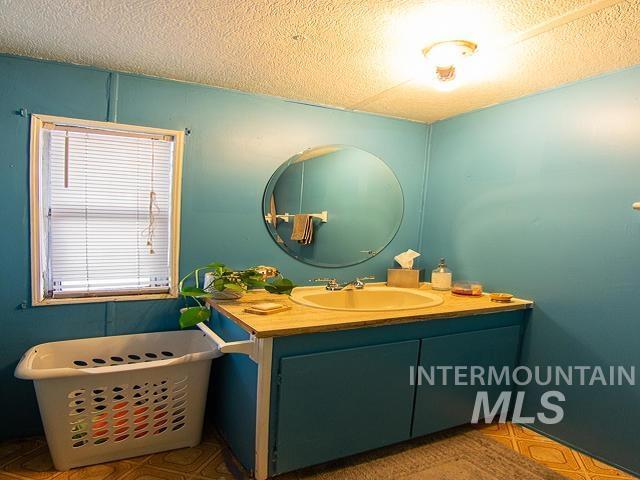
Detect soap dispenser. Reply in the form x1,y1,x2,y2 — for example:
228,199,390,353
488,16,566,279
431,258,452,291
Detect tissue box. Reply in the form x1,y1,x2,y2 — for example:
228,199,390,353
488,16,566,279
387,269,421,288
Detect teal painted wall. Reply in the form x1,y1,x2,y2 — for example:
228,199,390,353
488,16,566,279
3,52,638,476
421,66,640,475
0,54,429,438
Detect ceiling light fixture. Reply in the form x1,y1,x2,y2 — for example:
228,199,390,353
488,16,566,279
422,40,477,86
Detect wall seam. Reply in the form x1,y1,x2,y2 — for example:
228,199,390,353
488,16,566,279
416,125,433,259
105,302,116,336
104,72,120,335
106,72,120,122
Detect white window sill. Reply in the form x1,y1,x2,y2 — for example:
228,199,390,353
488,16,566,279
32,292,179,306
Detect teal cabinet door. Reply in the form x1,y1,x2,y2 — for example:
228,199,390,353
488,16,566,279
273,340,419,475
412,325,521,437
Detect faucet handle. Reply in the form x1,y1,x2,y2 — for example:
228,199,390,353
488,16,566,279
311,277,337,283
358,275,375,281
311,278,340,291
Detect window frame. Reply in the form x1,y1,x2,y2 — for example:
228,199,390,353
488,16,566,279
29,114,184,306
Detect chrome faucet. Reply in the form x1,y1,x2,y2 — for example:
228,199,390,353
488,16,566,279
340,276,375,290
311,276,375,291
311,278,341,291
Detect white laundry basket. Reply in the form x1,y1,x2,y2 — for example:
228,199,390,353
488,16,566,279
15,330,222,470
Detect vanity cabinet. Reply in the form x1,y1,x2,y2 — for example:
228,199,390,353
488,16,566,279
412,325,521,437
273,340,419,474
268,318,524,476
209,309,529,478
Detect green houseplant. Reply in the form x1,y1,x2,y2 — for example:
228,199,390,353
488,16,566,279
178,262,295,329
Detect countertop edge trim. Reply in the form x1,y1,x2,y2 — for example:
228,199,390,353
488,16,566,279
205,297,533,338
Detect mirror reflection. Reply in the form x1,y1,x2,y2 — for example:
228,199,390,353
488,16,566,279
263,145,404,267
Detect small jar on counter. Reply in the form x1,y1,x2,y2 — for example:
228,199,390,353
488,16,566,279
431,258,452,291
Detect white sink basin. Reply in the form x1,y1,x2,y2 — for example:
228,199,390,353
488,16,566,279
290,285,443,312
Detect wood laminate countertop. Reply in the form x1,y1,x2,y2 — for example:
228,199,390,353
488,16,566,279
205,284,533,338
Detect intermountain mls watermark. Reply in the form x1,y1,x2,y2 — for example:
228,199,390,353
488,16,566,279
410,365,636,424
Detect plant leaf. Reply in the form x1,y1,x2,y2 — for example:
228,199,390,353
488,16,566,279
223,283,246,293
179,307,210,329
213,278,225,291
264,277,296,294
203,262,225,275
245,278,267,288
205,262,225,269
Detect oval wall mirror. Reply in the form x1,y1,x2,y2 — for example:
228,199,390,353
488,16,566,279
262,145,404,267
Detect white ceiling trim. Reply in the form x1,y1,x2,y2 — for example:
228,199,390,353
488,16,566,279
509,0,626,45
350,0,627,112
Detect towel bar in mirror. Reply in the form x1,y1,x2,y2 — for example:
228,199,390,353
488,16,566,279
264,211,328,224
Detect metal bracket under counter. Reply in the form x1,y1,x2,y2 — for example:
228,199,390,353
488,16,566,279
196,322,259,362
197,316,274,480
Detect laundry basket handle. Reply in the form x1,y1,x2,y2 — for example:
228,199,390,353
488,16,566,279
77,357,186,375
15,350,214,380
196,322,256,360
14,346,39,379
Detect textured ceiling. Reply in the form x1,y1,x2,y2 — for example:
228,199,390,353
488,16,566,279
1,0,639,123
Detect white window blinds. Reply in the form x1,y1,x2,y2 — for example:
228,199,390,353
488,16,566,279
40,124,175,298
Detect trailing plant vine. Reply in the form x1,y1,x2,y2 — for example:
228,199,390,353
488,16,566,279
178,262,295,328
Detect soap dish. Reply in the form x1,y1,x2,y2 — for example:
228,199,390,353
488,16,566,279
244,302,291,315
489,292,514,303
452,281,483,296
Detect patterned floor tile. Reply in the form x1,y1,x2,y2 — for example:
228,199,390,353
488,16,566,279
2,446,62,480
476,423,640,479
0,438,45,468
1,424,637,480
194,452,237,480
0,473,34,480
579,453,635,478
590,476,637,480
119,466,188,480
145,444,219,474
122,456,152,466
474,422,512,437
515,439,583,472
555,471,589,480
55,461,133,480
510,423,555,443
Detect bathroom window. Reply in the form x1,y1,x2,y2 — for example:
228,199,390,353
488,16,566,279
29,114,184,305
